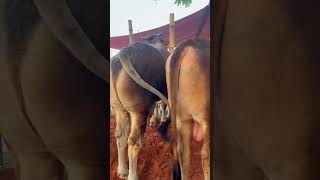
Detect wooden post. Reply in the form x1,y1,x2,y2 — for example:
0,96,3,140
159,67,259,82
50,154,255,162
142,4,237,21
128,20,134,44
169,13,175,53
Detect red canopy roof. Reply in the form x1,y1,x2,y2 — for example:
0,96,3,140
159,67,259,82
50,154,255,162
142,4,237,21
110,6,210,49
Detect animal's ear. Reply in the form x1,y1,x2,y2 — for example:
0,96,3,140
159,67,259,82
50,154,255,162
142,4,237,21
142,34,156,42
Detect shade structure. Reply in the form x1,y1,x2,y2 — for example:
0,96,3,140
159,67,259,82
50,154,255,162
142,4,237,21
110,5,210,49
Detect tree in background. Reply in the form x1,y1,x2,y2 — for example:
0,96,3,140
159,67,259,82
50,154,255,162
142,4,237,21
174,0,192,7
154,0,192,7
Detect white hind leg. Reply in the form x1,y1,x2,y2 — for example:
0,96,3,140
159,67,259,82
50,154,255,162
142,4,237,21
200,117,210,180
115,110,130,179
176,117,192,180
127,112,147,180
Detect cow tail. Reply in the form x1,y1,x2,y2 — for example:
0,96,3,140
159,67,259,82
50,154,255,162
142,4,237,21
168,44,186,180
158,115,171,142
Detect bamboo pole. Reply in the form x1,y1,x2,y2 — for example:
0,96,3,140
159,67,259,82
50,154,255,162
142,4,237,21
169,13,175,53
128,20,134,44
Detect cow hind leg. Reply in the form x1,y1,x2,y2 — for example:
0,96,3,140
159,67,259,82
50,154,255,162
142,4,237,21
115,110,130,178
213,118,267,180
127,112,147,180
200,119,210,180
176,118,192,180
266,156,319,180
64,162,105,180
18,152,65,180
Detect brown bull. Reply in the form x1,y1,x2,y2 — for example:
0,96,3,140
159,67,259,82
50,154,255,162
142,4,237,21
213,0,320,180
110,38,169,180
161,39,210,180
0,0,108,179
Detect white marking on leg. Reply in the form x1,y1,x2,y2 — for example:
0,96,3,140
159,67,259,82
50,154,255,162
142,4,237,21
115,111,129,178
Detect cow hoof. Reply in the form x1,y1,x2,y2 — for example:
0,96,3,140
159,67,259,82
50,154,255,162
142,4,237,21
150,121,157,128
118,174,128,179
150,116,157,128
128,173,138,180
118,172,128,179
117,167,129,179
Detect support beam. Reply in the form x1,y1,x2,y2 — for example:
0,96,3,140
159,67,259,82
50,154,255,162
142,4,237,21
128,20,134,44
169,13,175,53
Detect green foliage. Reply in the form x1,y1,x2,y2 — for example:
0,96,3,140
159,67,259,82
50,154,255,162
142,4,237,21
174,0,192,7
153,0,192,7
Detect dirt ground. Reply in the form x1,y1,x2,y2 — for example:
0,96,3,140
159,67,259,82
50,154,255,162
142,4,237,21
110,117,204,180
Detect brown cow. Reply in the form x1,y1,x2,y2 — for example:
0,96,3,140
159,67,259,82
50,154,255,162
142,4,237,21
213,0,320,180
160,39,210,180
110,35,169,180
0,0,108,179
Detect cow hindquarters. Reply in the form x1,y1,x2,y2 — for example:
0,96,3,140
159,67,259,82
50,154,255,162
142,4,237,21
213,117,267,180
20,22,108,180
266,155,319,180
18,151,65,180
64,162,105,180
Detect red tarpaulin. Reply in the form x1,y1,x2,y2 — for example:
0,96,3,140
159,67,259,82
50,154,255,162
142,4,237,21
110,5,210,49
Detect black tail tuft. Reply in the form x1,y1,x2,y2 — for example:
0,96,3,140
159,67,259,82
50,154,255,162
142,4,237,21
158,118,171,142
173,160,181,180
